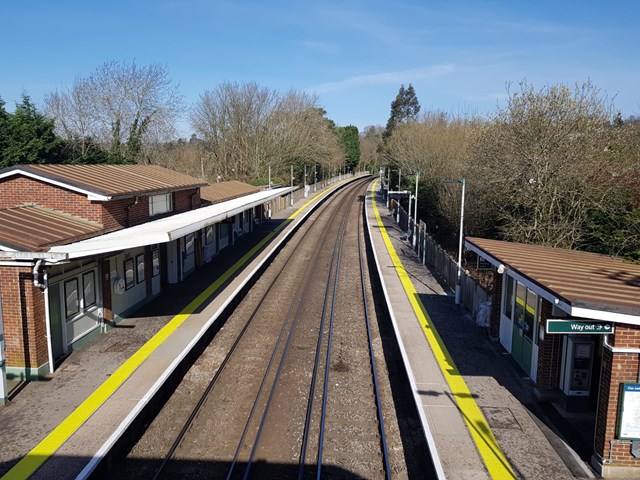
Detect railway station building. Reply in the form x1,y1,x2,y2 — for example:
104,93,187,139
0,164,295,384
465,236,640,478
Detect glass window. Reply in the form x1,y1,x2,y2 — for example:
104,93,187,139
152,248,160,277
524,289,537,341
514,282,526,329
124,258,135,290
220,224,229,240
64,278,79,318
185,233,194,256
205,226,214,245
149,193,173,216
83,271,96,307
136,254,145,283
504,275,514,320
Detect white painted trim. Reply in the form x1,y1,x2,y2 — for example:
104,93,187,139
572,308,640,326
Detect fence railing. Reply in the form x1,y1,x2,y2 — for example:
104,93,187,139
387,195,491,321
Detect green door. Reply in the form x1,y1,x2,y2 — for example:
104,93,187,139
512,283,533,375
48,283,65,362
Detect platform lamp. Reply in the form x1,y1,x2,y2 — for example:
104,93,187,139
413,171,420,247
443,178,466,305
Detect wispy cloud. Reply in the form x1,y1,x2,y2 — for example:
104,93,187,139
310,64,456,94
299,40,341,55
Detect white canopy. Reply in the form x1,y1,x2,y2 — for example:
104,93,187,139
49,186,296,259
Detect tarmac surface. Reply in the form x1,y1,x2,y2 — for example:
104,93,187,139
0,177,599,479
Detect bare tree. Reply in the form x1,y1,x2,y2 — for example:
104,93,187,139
190,82,342,183
45,60,183,162
469,80,632,248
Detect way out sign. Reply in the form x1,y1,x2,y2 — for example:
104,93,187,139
546,319,614,335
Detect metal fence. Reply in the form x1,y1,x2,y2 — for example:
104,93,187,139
388,197,491,320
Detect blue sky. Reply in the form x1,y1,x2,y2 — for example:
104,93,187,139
1,0,639,135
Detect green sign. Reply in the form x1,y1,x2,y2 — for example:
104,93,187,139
546,319,614,335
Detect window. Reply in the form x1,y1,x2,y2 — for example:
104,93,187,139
524,288,537,342
64,278,79,318
124,258,135,290
152,248,160,277
504,275,514,320
185,233,194,256
149,193,173,216
136,254,145,283
205,226,214,245
83,271,96,307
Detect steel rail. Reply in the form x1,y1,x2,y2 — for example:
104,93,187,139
297,182,359,479
314,183,354,480
241,181,364,480
151,185,348,480
358,197,392,479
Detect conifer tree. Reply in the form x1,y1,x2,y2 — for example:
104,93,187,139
382,83,421,141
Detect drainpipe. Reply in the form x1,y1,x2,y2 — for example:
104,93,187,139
33,259,45,289
43,269,56,374
0,291,7,404
125,196,139,228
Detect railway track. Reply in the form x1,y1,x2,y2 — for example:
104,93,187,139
108,179,419,479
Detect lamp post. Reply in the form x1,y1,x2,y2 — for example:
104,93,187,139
444,179,466,305
413,171,420,247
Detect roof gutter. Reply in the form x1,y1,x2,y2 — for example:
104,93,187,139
0,251,69,261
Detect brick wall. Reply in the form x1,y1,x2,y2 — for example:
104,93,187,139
0,176,103,222
594,324,640,467
1,177,201,231
175,189,200,213
534,300,564,393
0,265,48,370
490,273,503,339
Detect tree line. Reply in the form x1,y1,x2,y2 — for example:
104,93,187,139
371,81,640,263
0,60,361,186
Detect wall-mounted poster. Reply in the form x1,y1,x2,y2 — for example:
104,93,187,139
136,254,145,283
618,383,640,440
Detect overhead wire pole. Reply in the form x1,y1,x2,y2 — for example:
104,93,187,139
444,178,467,305
413,171,419,247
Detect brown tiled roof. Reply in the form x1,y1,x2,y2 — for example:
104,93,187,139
200,181,261,205
466,237,640,317
0,164,207,198
0,205,104,252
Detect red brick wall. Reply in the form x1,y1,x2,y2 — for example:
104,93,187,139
534,300,564,392
0,176,103,222
0,177,201,231
0,265,48,370
175,189,200,213
490,273,503,339
594,325,640,467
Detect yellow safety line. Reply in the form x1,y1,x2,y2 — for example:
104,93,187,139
370,180,515,480
2,184,334,480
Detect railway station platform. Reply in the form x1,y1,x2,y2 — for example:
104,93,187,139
364,180,595,480
0,176,597,480
0,179,350,480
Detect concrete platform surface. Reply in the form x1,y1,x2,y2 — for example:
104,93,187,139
364,181,595,480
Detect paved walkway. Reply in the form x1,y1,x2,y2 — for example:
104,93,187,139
365,181,595,479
